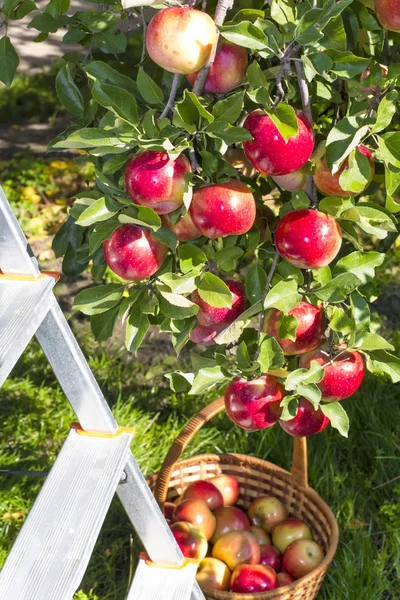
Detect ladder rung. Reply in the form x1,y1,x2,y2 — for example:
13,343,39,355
0,427,133,600
0,276,55,387
127,556,199,600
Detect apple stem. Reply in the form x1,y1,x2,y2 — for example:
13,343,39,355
158,74,182,121
255,248,280,359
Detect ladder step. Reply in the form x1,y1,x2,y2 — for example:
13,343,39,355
128,556,199,600
0,276,56,387
0,427,133,600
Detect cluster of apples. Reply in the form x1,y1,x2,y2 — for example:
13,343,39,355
167,475,324,593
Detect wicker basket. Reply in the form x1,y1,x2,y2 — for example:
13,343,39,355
150,396,339,600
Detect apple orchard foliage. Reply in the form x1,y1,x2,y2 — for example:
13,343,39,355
3,0,400,439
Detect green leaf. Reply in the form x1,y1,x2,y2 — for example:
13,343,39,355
213,91,244,124
90,303,120,342
264,279,302,312
158,291,199,319
137,67,164,105
3,0,37,19
84,61,138,96
377,132,400,168
0,37,19,87
28,12,70,32
76,197,121,227
166,371,194,393
89,220,120,254
189,366,227,395
197,273,233,309
355,333,394,351
205,122,253,145
53,128,124,149
237,341,252,370
285,361,324,390
328,50,370,79
280,396,299,421
267,104,298,143
325,116,370,174
245,264,267,305
319,196,356,218
356,203,397,235
152,226,177,251
321,402,349,437
158,272,198,295
215,247,244,271
258,333,285,372
74,284,125,315
365,350,400,383
350,291,370,332
338,148,371,194
219,21,271,51
312,265,332,286
45,0,69,17
277,313,298,341
277,262,304,285
246,61,267,87
184,91,214,124
92,82,138,124
126,311,150,355
214,301,262,345
327,306,355,335
313,273,363,302
333,251,384,285
94,28,127,54
371,90,398,134
297,383,321,408
55,64,84,117
118,205,162,231
294,8,323,45
178,245,207,274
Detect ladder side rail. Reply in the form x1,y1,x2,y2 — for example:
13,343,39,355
0,187,40,277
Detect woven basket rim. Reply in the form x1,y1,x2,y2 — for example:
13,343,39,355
149,451,339,600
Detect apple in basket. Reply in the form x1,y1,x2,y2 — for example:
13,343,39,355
282,539,324,579
211,506,250,544
170,521,208,562
259,544,281,572
196,557,231,591
248,496,288,533
230,563,277,592
272,518,313,553
172,499,216,540
212,530,260,571
249,525,272,545
210,474,240,506
183,480,224,511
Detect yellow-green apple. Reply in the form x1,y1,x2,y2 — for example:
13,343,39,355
249,526,272,545
210,474,240,507
375,0,400,31
275,209,342,269
263,301,326,356
183,480,223,511
161,212,201,241
125,151,191,215
313,146,374,197
211,506,250,544
243,109,314,176
277,572,295,586
280,398,330,438
172,499,216,541
212,531,260,571
187,40,248,93
271,170,307,192
224,375,285,431
230,564,277,592
299,348,365,402
196,557,231,591
189,180,256,238
170,521,208,562
260,544,281,572
191,279,246,327
272,518,313,554
282,539,324,579
248,496,288,533
103,224,167,281
146,7,217,74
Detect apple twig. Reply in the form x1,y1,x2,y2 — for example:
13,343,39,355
158,74,182,121
254,249,280,359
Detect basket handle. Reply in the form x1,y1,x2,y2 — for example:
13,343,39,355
154,396,308,506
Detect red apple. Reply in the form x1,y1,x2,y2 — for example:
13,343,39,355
264,301,326,356
103,224,167,281
224,375,285,431
172,499,216,541
282,539,324,579
271,170,307,192
170,521,208,562
211,506,250,544
146,7,217,74
375,0,400,32
183,480,224,511
187,40,248,93
164,502,176,522
280,398,330,438
124,151,191,215
243,109,314,176
192,279,246,327
313,146,375,197
272,518,313,554
196,557,231,591
248,496,288,533
277,572,295,586
275,209,342,269
212,531,260,571
161,212,201,241
230,564,277,593
299,348,365,402
260,544,281,572
249,526,272,545
210,474,240,507
189,180,256,239
189,324,224,346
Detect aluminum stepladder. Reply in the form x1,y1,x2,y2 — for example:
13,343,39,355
0,187,206,600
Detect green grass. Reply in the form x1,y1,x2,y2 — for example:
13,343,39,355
0,332,399,600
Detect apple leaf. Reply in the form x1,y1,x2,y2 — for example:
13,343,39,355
165,371,194,393
325,115,370,174
354,333,394,351
137,67,164,105
333,251,385,284
327,306,355,335
56,64,84,117
371,90,398,134
313,273,363,303
377,133,400,168
319,196,356,218
0,37,19,87
296,383,321,408
178,245,207,274
258,333,285,373
126,311,150,355
280,396,299,421
158,272,199,295
312,265,332,286
214,301,263,345
285,361,325,391
321,402,349,437
215,247,244,272
350,291,370,333
76,197,120,227
277,262,304,285
219,21,271,51
213,91,244,124
158,292,199,319
365,350,400,383
189,366,227,395
277,313,298,341
197,273,233,309
266,104,299,143
264,279,302,312
245,264,267,305
92,82,139,124
74,283,125,315
118,205,162,231
90,304,120,342
338,149,371,194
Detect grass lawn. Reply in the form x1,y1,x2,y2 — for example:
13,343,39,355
0,328,399,600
